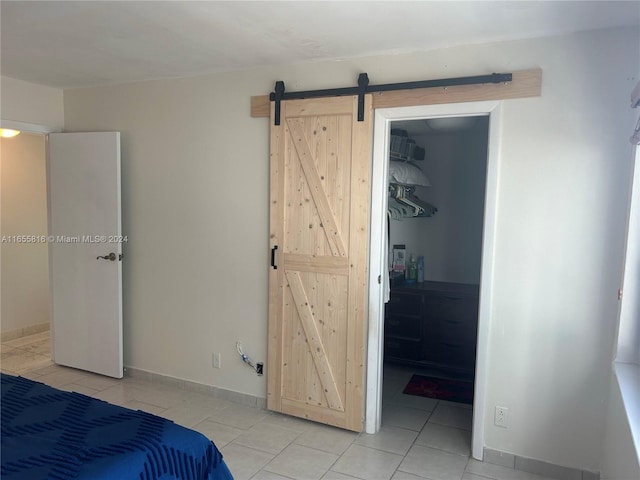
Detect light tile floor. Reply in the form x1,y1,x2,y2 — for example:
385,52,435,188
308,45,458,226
1,332,557,480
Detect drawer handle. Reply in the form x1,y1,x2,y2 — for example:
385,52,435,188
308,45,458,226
440,342,462,348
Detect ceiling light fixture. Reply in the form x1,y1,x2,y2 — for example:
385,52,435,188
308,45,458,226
0,129,21,138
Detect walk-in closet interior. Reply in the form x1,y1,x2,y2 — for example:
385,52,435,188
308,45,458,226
385,115,490,392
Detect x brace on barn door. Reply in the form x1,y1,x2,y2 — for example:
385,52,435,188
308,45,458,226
270,72,513,125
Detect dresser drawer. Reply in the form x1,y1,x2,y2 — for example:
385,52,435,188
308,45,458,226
385,314,422,339
425,294,477,326
385,337,422,361
385,283,478,373
386,292,423,316
430,316,478,346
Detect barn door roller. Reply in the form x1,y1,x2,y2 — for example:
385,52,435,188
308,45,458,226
269,71,513,125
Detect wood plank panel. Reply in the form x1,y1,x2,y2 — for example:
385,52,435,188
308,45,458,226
286,270,344,411
372,68,542,109
268,94,370,432
281,397,348,425
251,69,542,118
285,97,358,117
284,253,349,276
251,94,270,119
267,103,285,412
344,95,371,431
287,118,347,257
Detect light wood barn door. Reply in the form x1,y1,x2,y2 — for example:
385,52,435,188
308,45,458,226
268,95,372,431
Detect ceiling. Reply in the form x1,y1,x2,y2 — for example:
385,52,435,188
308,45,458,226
2,1,639,89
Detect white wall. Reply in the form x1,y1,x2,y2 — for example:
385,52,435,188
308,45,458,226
63,72,272,397
389,127,487,284
600,370,640,480
483,27,636,473
0,77,62,336
62,26,639,472
1,76,64,129
0,133,50,333
601,146,640,479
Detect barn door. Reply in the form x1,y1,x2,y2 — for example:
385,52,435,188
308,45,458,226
268,95,372,431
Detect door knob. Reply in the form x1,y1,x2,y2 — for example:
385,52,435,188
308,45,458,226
97,252,116,261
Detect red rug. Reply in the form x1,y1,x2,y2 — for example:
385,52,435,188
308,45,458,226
402,374,474,404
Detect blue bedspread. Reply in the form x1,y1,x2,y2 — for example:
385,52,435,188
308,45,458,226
1,374,233,480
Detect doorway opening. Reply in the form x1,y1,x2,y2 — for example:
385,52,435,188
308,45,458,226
1,122,123,379
0,130,52,372
366,101,503,461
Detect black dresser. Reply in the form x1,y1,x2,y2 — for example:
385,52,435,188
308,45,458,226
384,281,479,374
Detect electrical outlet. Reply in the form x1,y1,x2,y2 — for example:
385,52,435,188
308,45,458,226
212,353,221,369
495,406,508,428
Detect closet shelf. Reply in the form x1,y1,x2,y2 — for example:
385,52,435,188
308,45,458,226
390,129,425,162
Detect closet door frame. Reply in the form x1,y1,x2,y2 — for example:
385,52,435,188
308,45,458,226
366,100,503,462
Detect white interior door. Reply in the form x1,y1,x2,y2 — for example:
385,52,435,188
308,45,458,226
48,132,123,378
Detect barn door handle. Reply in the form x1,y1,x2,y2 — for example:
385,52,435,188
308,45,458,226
97,252,116,261
271,245,278,270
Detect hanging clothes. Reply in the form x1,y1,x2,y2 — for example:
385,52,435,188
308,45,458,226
388,183,437,218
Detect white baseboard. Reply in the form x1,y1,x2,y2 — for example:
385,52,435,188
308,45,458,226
124,366,267,409
483,448,599,480
1,322,50,342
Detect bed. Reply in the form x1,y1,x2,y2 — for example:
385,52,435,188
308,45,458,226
1,373,234,480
